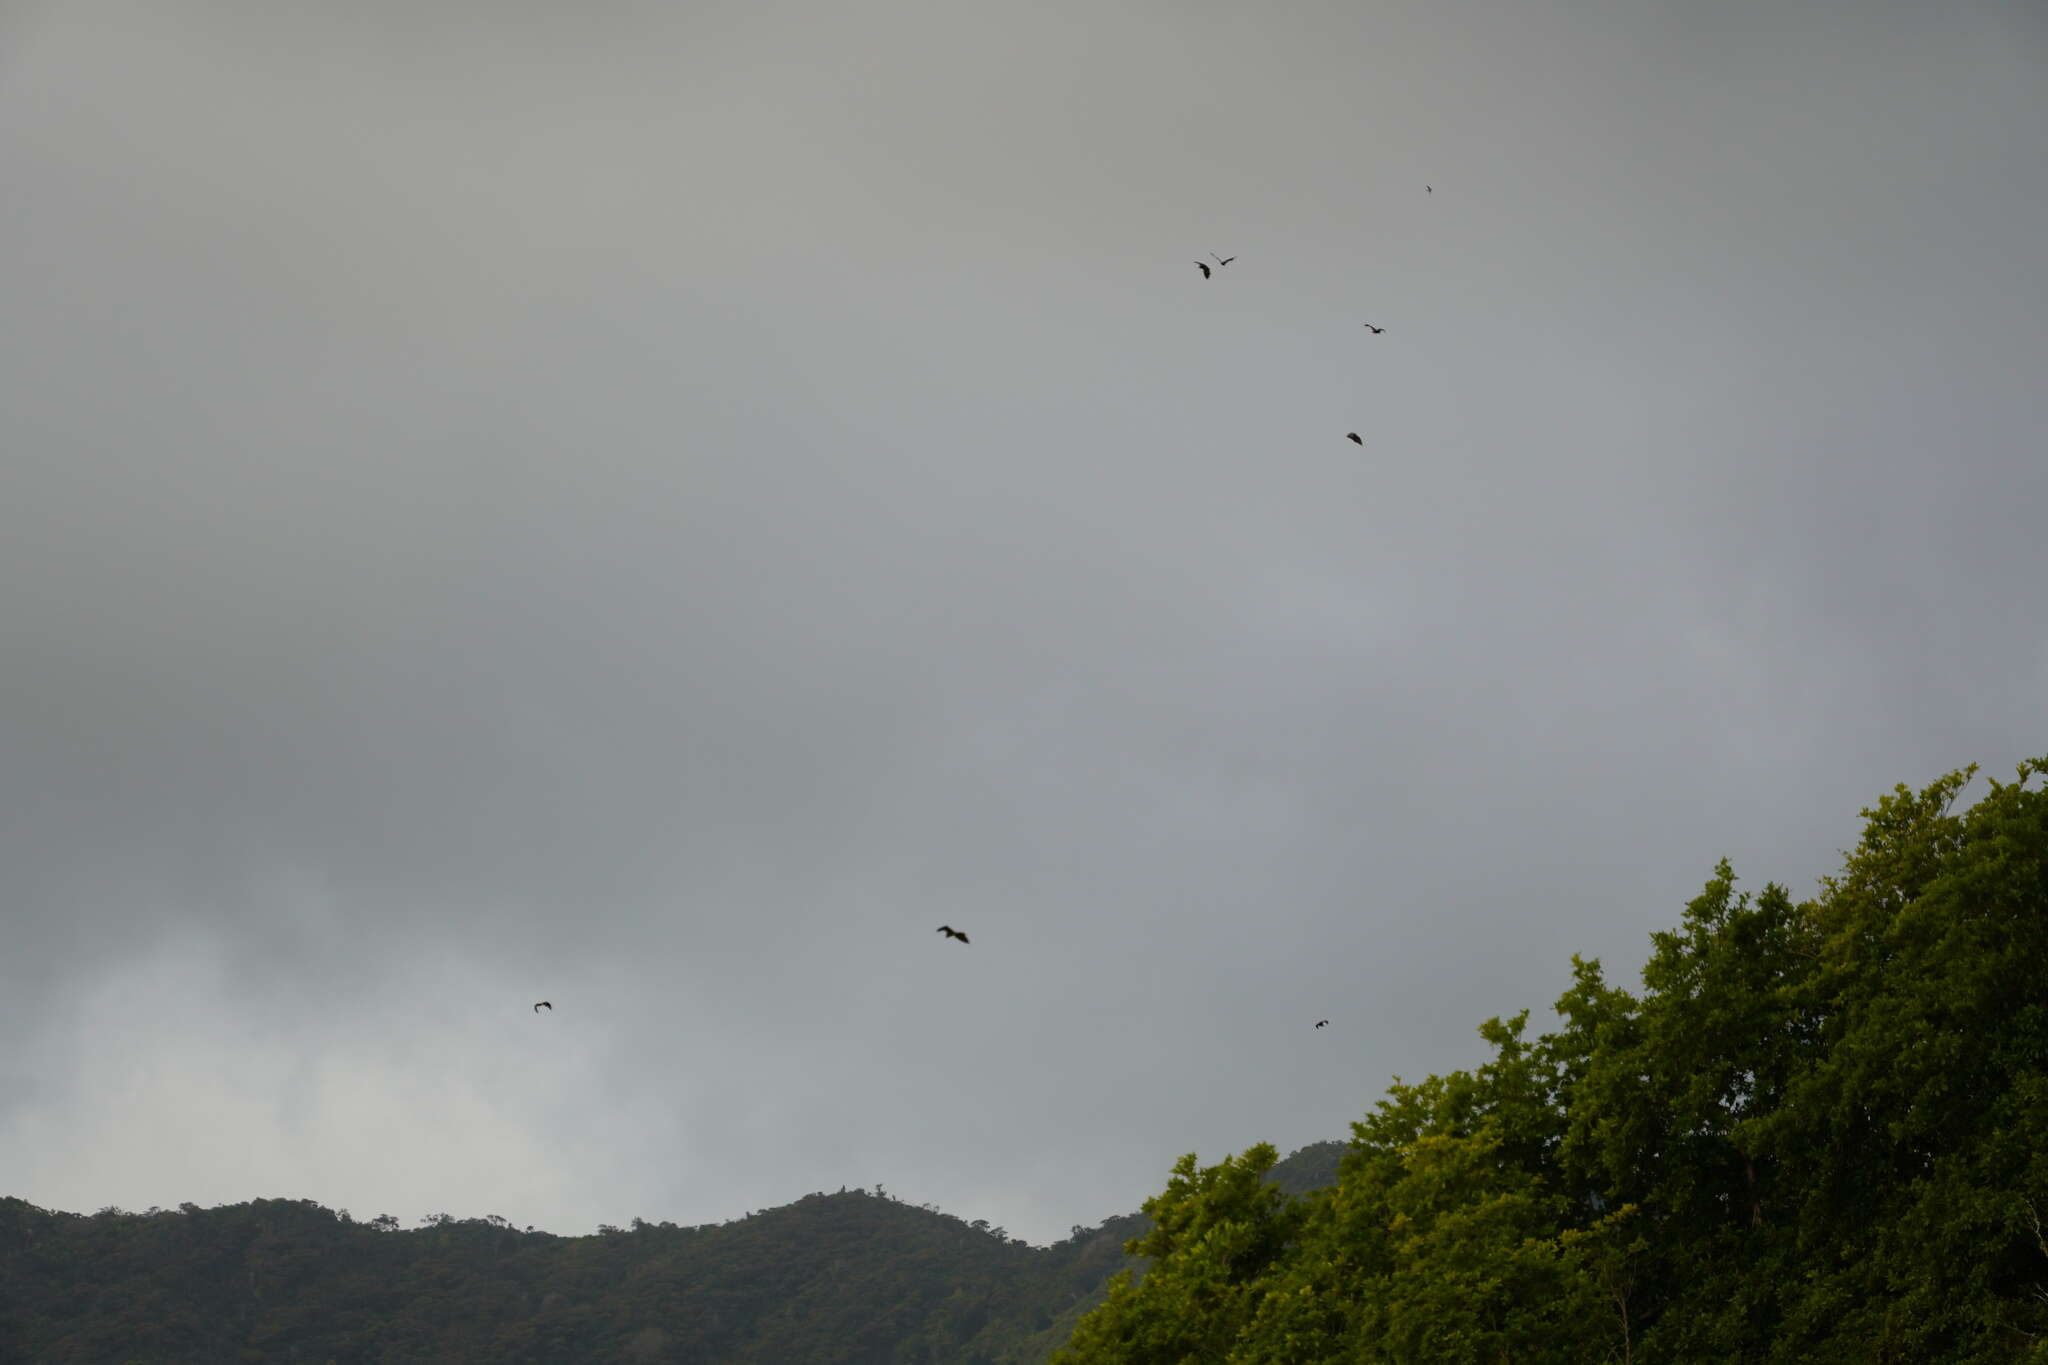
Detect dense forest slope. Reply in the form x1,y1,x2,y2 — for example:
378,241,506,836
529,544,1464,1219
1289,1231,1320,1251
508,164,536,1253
0,1147,1339,1363
1055,760,2048,1364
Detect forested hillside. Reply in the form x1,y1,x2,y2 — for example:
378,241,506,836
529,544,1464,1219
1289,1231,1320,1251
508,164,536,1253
1055,760,2048,1364
0,1146,1339,1363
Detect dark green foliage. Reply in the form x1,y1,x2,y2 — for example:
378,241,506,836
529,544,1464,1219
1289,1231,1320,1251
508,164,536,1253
0,1157,1337,1364
1057,759,2048,1364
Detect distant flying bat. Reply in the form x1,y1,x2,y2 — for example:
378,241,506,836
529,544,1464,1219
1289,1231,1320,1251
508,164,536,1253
1316,1019,1330,1029
1426,185,1433,193
1195,261,1211,279
1211,254,1236,267
1363,324,1386,334
1346,433,1363,445
533,1001,552,1013
936,925,970,944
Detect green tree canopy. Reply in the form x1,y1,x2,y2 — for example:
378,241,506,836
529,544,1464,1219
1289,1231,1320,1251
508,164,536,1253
1056,758,2048,1365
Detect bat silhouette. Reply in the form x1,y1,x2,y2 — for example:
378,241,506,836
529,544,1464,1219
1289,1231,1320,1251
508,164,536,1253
1363,324,1386,334
1195,261,1211,279
533,1001,552,1013
1346,433,1363,445
1316,1019,1329,1028
936,925,970,944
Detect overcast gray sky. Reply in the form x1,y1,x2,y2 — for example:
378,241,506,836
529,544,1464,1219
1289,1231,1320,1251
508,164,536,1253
2,0,2042,1244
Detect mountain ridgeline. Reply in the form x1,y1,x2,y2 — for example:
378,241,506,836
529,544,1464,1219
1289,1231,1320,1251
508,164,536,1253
5,759,2044,1363
0,1145,1342,1363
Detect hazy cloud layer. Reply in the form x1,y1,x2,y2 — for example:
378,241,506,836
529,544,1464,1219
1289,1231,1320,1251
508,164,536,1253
2,0,2042,1240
